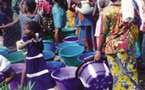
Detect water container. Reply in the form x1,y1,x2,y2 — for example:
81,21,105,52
77,52,95,63
76,60,113,90
57,42,79,50
43,50,55,61
43,40,56,52
51,67,84,90
63,36,79,43
47,61,65,71
59,45,84,66
5,51,25,63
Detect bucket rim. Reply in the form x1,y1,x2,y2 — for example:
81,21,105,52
57,42,80,50
59,45,84,57
51,66,77,81
77,52,95,62
43,40,53,43
63,36,79,42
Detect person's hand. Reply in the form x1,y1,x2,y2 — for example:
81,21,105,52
94,50,101,61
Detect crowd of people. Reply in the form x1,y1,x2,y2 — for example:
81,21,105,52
0,0,145,90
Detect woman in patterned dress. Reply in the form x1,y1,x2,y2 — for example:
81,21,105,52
94,0,139,89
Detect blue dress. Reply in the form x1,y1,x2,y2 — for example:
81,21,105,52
22,36,55,90
52,3,66,28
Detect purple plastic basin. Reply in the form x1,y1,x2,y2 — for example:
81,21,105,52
51,67,84,90
78,52,95,63
76,61,113,90
9,63,25,90
63,36,79,43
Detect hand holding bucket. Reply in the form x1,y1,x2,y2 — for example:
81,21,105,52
76,60,113,90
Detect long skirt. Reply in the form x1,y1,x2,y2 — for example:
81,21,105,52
106,49,138,90
26,58,55,90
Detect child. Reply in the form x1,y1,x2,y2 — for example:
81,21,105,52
0,55,15,83
18,21,54,90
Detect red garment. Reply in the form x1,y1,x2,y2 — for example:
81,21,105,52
36,0,52,14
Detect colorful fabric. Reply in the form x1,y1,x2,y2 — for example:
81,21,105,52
75,13,93,27
96,4,139,90
36,0,52,14
106,49,138,90
52,3,66,28
99,5,138,54
66,10,75,28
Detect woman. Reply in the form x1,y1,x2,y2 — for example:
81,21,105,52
94,0,139,89
74,0,94,51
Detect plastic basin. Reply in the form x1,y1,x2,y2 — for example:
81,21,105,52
5,51,25,63
57,42,79,50
47,61,65,71
43,40,56,52
77,52,95,64
59,45,84,66
51,67,84,90
63,36,79,43
43,50,55,61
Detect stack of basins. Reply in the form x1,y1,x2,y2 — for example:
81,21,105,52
49,35,84,90
43,40,55,61
58,35,84,66
51,33,113,90
43,39,60,89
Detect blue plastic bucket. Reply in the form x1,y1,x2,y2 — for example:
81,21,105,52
47,61,65,71
77,52,95,64
59,45,84,66
0,47,9,56
57,42,79,50
63,36,79,43
51,67,84,90
43,40,56,52
43,50,55,61
5,51,25,63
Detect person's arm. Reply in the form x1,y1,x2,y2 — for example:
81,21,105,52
0,17,19,29
94,13,107,61
95,34,104,60
17,39,34,49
